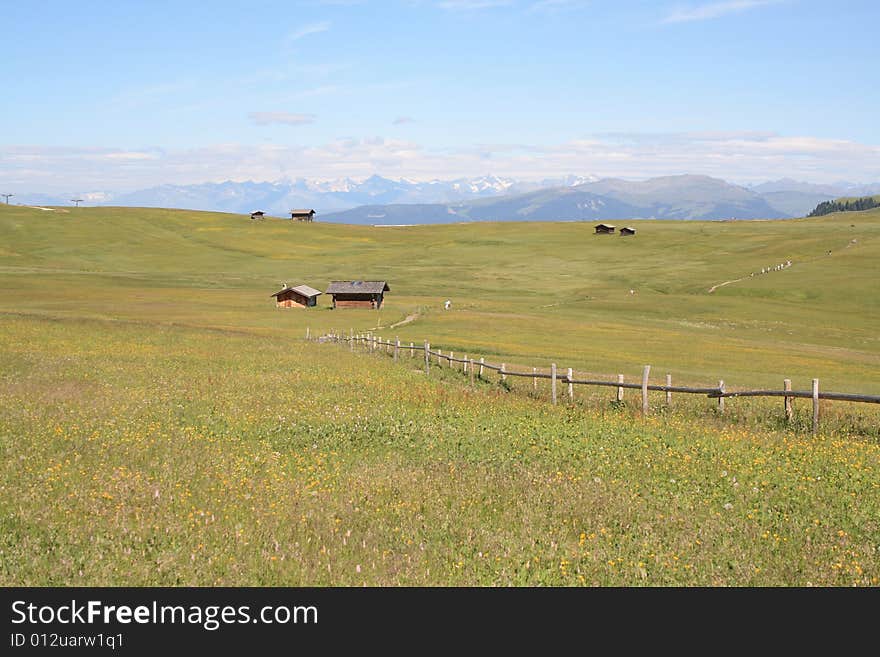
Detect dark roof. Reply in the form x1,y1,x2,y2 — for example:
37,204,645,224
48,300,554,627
595,223,615,229
290,209,316,215
271,284,323,298
620,226,636,233
326,280,390,295
250,210,265,215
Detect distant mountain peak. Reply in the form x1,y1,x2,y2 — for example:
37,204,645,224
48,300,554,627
17,174,880,221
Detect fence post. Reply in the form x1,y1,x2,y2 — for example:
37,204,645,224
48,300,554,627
551,363,557,405
464,355,468,374
812,378,819,436
424,341,430,374
469,359,475,386
437,348,443,367
350,331,354,352
784,378,792,423
306,326,310,340
501,363,506,383
666,374,672,406
450,352,454,369
641,365,651,416
394,337,400,361
718,380,725,414
410,342,414,359
533,367,538,391
567,367,573,401
617,374,624,402
479,357,484,378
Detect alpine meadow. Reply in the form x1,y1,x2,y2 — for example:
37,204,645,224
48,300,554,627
1,203,878,587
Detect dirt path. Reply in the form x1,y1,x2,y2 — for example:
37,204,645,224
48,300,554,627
707,278,746,294
389,313,420,328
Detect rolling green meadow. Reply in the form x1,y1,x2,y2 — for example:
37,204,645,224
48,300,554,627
1,203,879,585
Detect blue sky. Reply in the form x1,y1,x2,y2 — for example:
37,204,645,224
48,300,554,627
2,0,879,192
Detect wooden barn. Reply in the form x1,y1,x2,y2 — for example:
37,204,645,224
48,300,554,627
291,209,316,222
271,284,322,308
594,223,616,234
250,210,265,220
326,281,390,309
620,226,636,236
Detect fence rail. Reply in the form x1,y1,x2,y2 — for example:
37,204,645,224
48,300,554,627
310,328,880,435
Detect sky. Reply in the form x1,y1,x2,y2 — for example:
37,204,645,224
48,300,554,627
1,0,879,193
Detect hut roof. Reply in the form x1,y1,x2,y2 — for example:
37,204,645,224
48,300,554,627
291,209,316,215
620,226,636,233
250,210,265,215
271,284,323,298
326,280,390,295
595,223,615,229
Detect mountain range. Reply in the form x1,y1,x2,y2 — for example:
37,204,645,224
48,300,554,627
13,174,880,224
319,175,880,224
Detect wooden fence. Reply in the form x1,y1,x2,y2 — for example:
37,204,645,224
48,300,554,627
310,328,880,435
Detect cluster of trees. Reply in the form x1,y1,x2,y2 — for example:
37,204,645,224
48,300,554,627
808,196,880,217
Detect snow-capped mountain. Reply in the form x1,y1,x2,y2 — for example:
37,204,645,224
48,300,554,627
36,174,603,216
11,174,876,220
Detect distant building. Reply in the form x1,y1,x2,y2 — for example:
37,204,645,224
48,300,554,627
594,223,616,234
250,210,265,220
291,209,316,222
326,281,390,309
620,226,636,236
271,284,322,308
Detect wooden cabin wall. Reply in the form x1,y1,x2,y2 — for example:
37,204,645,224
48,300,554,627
334,299,376,309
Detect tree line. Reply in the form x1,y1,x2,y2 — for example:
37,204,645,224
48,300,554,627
808,196,880,217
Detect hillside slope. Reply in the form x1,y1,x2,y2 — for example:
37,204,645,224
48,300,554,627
1,203,878,392
2,203,879,587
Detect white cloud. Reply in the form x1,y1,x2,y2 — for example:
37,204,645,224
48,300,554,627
3,132,879,192
248,112,317,126
102,151,161,161
663,0,782,23
393,116,416,125
285,21,331,42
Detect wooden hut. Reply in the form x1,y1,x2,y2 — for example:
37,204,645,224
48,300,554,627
291,209,316,222
620,226,636,236
250,210,265,220
271,284,322,308
326,281,389,309
594,223,615,234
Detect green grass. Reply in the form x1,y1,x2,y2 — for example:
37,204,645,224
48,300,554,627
0,204,878,586
1,204,878,392
1,315,877,586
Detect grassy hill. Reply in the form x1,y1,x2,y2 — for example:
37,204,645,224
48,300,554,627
809,195,880,217
1,203,878,391
1,204,878,586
